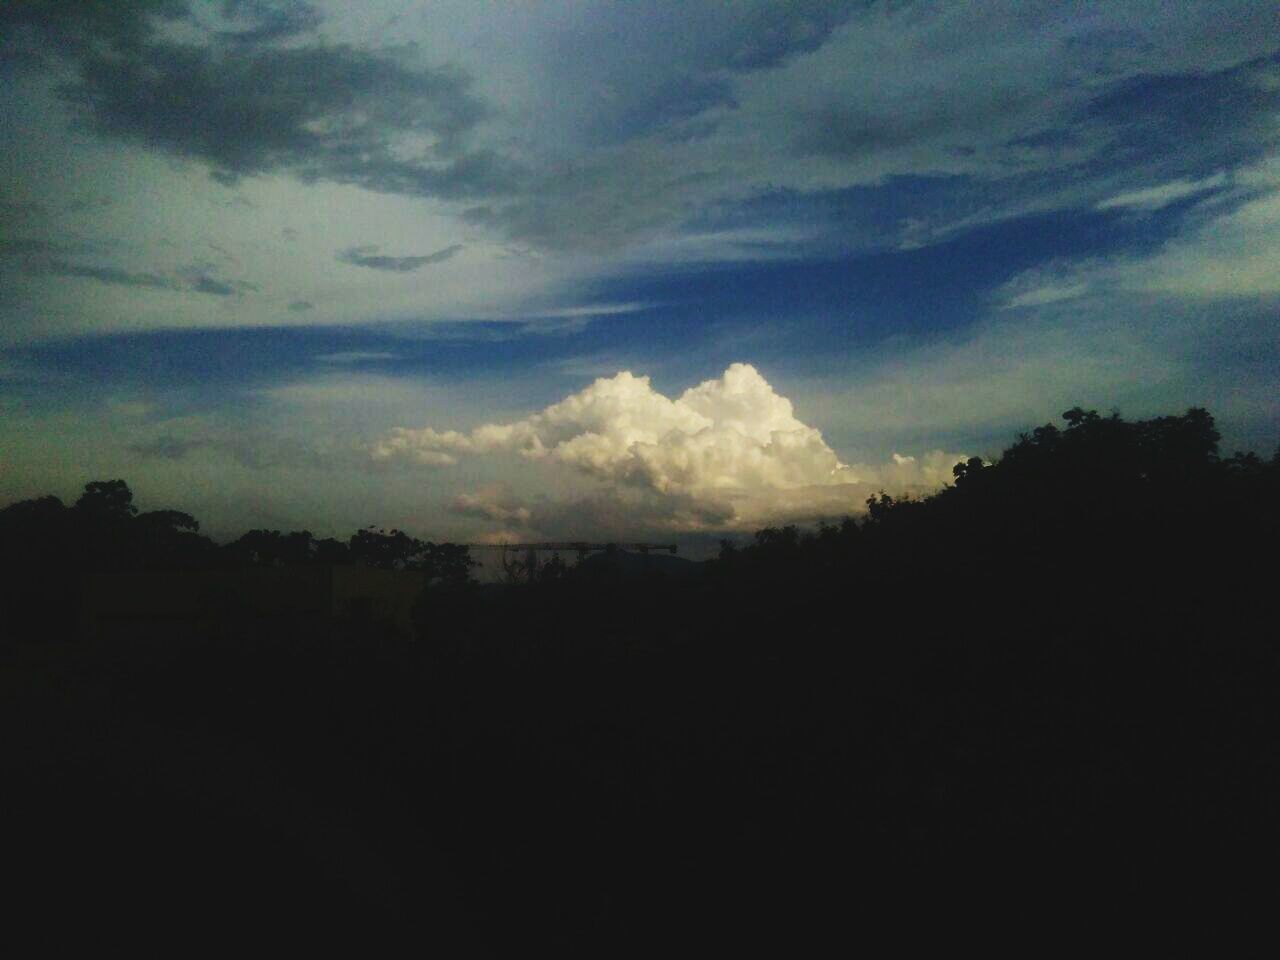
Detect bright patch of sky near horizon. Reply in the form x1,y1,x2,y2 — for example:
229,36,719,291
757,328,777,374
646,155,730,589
2,1,1278,548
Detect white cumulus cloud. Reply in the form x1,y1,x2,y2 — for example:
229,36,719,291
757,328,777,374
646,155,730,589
375,363,966,531
452,484,534,527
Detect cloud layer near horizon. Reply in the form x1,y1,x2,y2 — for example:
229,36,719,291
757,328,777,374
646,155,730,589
375,363,965,534
1,2,1276,546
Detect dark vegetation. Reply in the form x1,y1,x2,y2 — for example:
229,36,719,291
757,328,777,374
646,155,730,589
3,407,1279,949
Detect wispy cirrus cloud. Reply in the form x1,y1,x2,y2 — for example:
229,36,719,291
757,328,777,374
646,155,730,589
46,260,178,292
9,0,1277,260
336,244,463,272
999,158,1280,305
3,245,257,298
1096,172,1229,212
314,351,401,364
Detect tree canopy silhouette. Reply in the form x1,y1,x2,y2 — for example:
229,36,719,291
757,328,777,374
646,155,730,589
1,406,1275,642
3,406,1279,947
712,406,1278,592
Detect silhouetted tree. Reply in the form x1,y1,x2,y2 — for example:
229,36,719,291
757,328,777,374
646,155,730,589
314,537,351,565
421,541,477,589
75,479,137,519
4,408,1280,945
708,405,1277,594
132,509,214,571
225,529,316,566
349,526,423,569
536,552,568,584
499,544,539,585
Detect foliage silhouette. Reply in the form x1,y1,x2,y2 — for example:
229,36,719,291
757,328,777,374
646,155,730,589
712,405,1277,591
3,407,1279,949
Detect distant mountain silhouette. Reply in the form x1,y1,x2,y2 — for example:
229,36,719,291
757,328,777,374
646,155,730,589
575,548,703,580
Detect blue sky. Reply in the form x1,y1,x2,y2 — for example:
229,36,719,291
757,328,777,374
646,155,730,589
2,1,1278,546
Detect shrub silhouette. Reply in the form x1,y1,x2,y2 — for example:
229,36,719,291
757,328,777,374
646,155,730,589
712,405,1276,591
3,407,1279,948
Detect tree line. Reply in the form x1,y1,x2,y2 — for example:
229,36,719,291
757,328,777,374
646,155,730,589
0,481,475,575
2,404,1276,639
4,405,1279,946
710,405,1278,590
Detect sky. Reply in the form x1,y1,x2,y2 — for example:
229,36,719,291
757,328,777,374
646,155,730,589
2,1,1278,551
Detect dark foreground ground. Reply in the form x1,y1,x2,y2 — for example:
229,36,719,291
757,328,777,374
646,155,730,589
5,563,1277,952
5,408,1277,950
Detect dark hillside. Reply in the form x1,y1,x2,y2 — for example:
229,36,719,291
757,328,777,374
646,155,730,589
3,406,1278,949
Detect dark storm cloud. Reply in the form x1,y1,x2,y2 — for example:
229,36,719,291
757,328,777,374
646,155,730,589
6,0,1278,263
189,273,256,297
538,1,858,147
508,8,1277,256
791,45,1278,184
46,260,179,292
8,2,519,201
0,229,112,262
0,0,188,61
791,11,1280,175
61,42,506,196
550,1,859,79
308,150,522,202
1077,54,1280,180
4,244,257,297
337,244,463,273
589,76,737,146
0,238,64,258
216,0,322,46
1,1,320,56
795,86,1053,162
716,1,859,71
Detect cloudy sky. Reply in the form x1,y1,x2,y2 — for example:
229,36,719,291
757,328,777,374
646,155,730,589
2,1,1278,550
